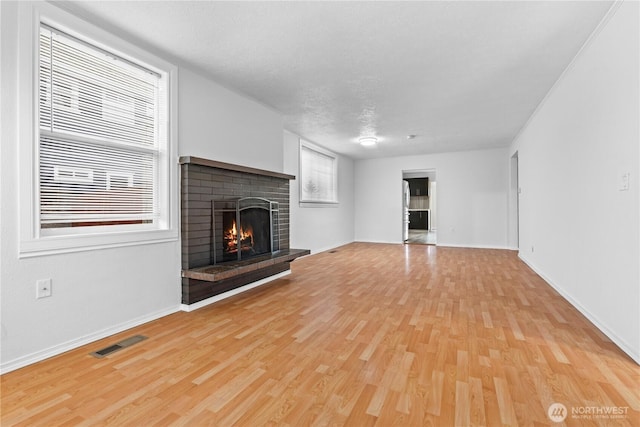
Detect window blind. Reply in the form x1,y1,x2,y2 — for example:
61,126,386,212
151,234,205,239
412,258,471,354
300,144,337,203
38,25,162,227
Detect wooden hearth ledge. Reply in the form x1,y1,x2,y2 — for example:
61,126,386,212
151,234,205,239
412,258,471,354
182,249,310,283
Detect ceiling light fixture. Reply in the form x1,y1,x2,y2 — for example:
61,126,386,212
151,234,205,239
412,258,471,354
358,136,378,146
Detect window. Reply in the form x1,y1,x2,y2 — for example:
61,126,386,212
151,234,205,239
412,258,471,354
299,140,338,204
19,3,177,256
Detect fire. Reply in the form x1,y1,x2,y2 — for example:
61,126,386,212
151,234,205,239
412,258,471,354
224,220,253,253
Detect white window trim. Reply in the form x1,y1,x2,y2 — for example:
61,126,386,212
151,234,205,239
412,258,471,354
299,139,339,206
18,2,178,257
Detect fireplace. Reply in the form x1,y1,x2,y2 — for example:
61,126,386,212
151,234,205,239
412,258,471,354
180,156,309,306
214,197,280,264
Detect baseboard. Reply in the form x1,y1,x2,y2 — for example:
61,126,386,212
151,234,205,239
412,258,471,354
0,305,181,374
356,239,513,251
518,253,640,365
354,239,400,245
311,241,354,255
436,243,514,250
180,270,291,312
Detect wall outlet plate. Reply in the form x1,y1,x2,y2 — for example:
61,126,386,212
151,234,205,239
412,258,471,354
619,172,630,191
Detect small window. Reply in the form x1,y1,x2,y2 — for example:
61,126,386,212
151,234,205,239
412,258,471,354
299,140,338,204
106,171,134,190
53,166,94,184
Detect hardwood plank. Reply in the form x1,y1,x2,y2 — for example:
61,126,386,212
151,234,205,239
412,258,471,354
494,376,519,426
426,370,445,416
468,376,487,426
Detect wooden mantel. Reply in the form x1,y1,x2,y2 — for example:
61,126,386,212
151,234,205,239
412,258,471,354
179,156,295,181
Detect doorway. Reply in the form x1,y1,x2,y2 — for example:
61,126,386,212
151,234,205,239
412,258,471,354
402,169,437,245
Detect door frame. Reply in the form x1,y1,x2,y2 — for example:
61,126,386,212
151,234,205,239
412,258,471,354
402,169,437,245
509,152,520,249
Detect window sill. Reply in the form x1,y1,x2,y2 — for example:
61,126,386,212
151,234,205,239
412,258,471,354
19,228,178,258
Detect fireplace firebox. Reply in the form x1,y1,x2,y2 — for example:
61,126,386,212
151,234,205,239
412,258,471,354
213,197,280,264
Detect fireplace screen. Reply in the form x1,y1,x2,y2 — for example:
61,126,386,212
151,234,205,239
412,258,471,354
212,197,279,263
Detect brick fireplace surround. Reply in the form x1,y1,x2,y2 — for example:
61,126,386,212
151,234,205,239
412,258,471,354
180,156,309,305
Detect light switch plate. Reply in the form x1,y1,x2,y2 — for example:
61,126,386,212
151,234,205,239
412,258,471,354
36,278,52,299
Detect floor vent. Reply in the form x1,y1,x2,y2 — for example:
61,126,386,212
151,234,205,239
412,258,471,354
90,335,147,358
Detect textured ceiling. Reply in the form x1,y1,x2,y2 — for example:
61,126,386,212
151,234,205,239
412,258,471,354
61,1,613,160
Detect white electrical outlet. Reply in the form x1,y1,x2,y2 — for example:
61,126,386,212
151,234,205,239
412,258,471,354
619,172,630,191
36,279,52,299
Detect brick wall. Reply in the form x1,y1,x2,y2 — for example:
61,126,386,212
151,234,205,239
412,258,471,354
181,163,290,270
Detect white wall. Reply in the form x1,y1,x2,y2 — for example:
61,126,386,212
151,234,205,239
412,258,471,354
0,2,286,372
283,131,355,253
510,1,639,362
179,69,284,171
354,148,509,248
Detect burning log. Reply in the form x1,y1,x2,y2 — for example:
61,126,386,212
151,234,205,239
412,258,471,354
224,220,254,254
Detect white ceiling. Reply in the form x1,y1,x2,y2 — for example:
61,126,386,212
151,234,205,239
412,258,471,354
60,1,613,160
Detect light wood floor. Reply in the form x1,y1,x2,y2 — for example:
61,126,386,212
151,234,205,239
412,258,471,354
2,243,639,426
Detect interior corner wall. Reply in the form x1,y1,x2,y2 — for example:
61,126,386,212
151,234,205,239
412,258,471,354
283,131,355,253
354,147,509,248
510,1,639,363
